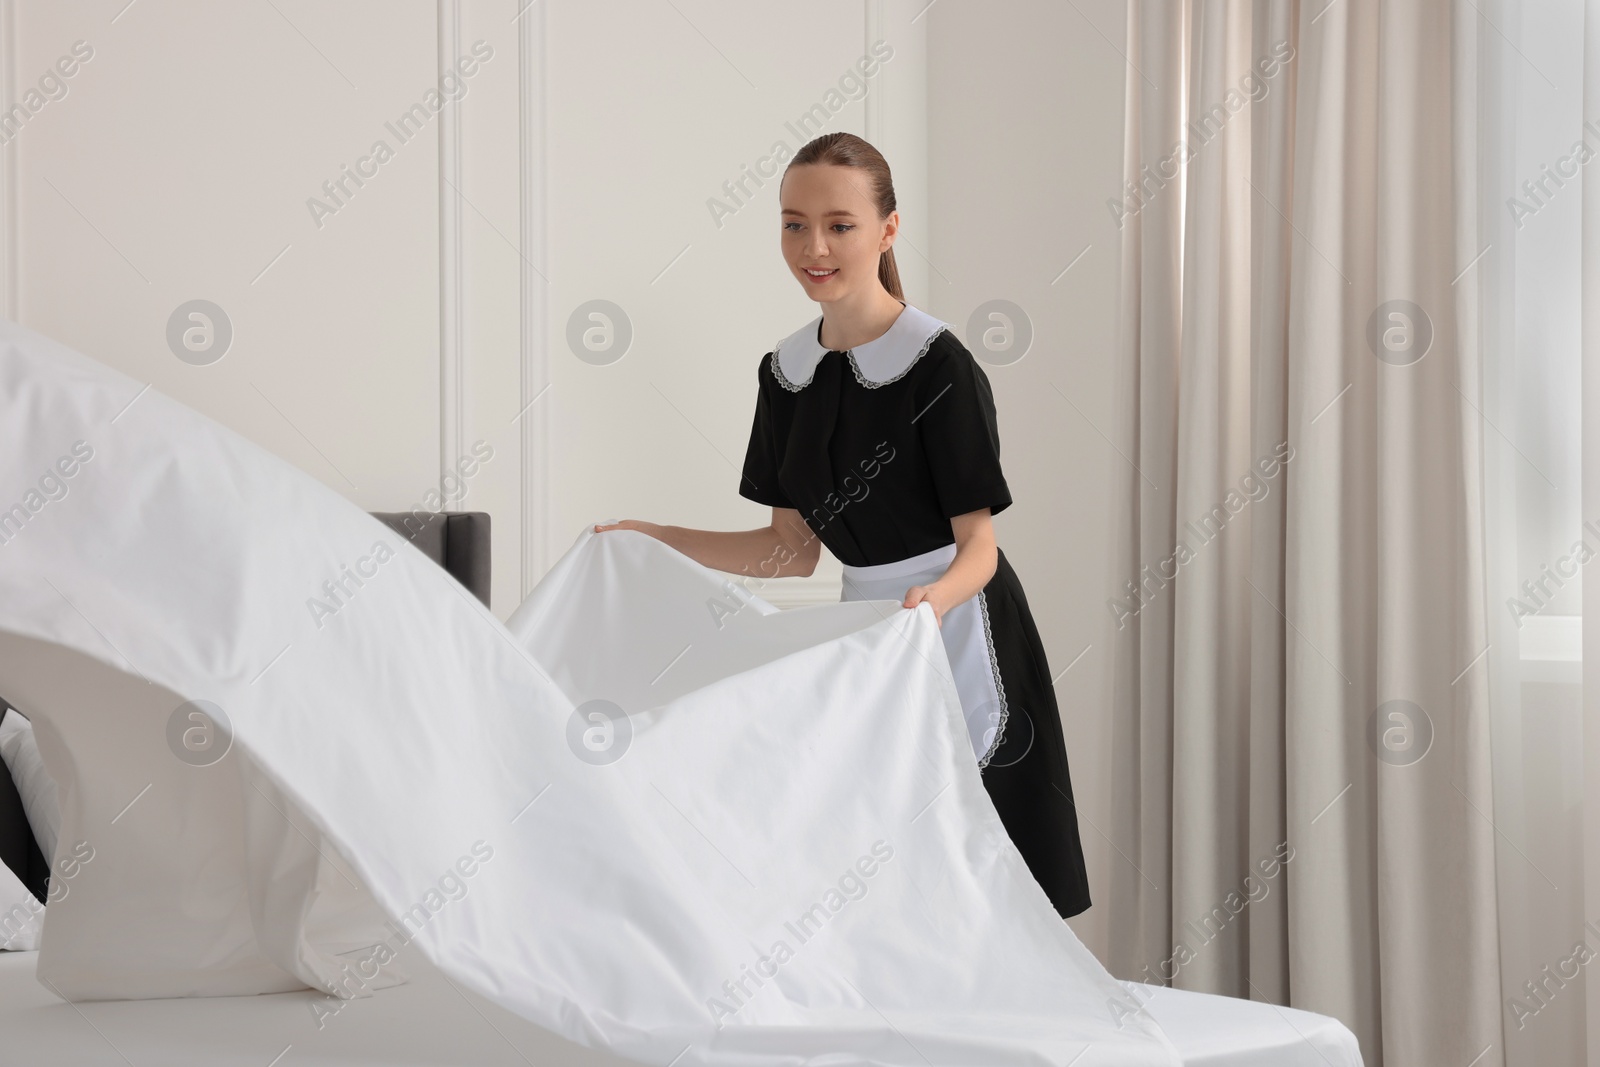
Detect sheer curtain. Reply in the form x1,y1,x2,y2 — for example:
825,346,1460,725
1108,2,1511,1063
1480,4,1587,1067
1582,4,1600,1064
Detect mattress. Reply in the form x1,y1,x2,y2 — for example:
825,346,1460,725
0,950,1360,1066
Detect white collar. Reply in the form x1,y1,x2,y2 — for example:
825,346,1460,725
771,303,950,390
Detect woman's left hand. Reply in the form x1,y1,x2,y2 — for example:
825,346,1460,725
902,583,951,629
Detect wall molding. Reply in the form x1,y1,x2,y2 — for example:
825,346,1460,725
437,0,465,499
862,0,927,310
518,0,550,596
0,0,16,321
864,0,885,147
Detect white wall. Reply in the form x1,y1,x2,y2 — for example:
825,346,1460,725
15,0,442,520
8,0,1130,957
926,1,1128,956
529,0,929,605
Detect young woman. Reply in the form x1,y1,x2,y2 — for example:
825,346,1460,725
594,132,1091,920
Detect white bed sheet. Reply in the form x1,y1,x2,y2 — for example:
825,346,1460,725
0,318,1363,1066
0,950,1360,1066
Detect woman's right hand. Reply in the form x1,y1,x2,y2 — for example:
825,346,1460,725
593,519,666,539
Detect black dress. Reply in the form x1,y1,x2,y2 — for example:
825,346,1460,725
737,302,1092,920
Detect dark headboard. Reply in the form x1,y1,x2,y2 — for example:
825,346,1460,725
0,720,48,902
369,511,491,608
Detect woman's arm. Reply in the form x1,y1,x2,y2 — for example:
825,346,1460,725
594,508,823,579
902,508,998,628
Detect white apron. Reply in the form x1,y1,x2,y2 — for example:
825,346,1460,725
840,541,1009,768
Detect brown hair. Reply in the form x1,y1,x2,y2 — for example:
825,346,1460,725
784,132,903,302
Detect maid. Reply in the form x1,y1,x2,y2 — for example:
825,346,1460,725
595,131,1091,920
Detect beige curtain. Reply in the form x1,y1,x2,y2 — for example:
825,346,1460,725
1108,2,1503,1063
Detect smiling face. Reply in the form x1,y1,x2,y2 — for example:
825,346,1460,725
779,163,898,305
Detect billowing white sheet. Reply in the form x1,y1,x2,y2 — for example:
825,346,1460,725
0,319,1349,1065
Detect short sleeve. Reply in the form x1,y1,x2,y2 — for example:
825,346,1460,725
914,342,1013,519
738,353,796,509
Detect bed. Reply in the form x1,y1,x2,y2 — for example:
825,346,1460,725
0,319,1362,1067
0,947,1360,1066
0,516,1361,1067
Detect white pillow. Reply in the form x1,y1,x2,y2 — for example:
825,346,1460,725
0,708,60,864
0,857,43,950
